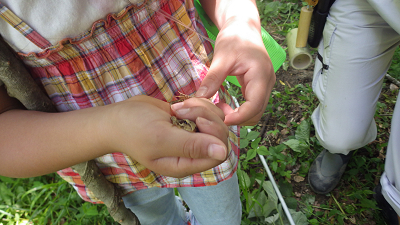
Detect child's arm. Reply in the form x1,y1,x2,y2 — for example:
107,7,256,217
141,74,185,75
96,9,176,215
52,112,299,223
197,0,276,126
0,85,228,178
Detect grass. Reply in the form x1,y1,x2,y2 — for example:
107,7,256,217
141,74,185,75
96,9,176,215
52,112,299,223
1,0,400,224
237,82,395,224
0,174,116,225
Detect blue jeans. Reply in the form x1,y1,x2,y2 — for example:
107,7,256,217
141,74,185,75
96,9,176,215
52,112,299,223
122,173,241,225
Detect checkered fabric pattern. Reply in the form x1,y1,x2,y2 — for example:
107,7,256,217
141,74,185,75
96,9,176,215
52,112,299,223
0,2,52,49
0,0,239,203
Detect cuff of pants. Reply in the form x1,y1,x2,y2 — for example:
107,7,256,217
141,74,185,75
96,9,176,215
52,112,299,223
381,173,400,216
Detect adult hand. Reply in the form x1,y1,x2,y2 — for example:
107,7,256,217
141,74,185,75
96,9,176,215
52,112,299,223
197,0,276,126
105,95,229,178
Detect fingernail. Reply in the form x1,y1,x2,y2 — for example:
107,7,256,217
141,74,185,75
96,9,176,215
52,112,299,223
196,86,208,98
208,144,227,161
197,117,212,126
175,108,190,115
171,102,184,111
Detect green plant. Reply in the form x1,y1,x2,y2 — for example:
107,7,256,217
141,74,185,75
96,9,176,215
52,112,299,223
257,0,303,34
0,174,117,225
388,46,400,80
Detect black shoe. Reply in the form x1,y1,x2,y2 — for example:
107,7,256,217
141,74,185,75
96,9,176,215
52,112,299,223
374,183,399,225
308,149,353,194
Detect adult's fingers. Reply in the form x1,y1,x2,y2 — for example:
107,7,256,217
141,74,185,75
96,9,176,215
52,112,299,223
194,47,234,99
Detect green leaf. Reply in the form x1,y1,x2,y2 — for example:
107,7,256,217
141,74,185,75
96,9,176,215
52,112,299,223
248,192,267,218
295,120,310,142
247,131,260,140
355,156,366,168
261,181,278,207
283,139,309,153
83,204,99,216
0,175,16,184
257,146,270,155
240,127,248,139
264,213,279,224
271,161,278,172
251,137,261,149
263,198,276,217
289,209,308,225
278,180,293,197
359,198,379,209
238,169,251,189
284,197,298,209
269,144,286,155
246,149,257,161
240,139,249,149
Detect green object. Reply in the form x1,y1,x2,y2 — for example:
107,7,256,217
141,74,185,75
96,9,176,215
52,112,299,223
194,0,286,87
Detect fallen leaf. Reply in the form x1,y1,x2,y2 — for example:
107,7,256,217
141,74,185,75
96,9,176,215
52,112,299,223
349,216,356,224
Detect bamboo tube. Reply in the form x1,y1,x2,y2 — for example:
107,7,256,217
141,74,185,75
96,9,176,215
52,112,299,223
296,6,313,48
287,28,312,70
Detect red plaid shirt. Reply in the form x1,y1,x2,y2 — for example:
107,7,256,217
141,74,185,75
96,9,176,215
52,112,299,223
0,0,239,203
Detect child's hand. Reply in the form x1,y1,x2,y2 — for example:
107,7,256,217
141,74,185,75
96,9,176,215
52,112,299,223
197,0,276,126
103,95,229,178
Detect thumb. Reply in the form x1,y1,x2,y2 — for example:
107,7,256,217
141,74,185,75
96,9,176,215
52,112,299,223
150,131,228,178
163,130,227,160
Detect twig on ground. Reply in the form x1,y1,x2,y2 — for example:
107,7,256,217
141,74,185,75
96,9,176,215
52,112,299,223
385,73,400,86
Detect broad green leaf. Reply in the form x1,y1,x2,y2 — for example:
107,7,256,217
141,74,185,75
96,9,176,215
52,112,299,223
83,204,99,216
278,180,293,197
271,161,278,172
264,212,279,224
246,149,257,161
284,197,298,210
247,131,260,140
238,169,251,189
240,139,249,149
248,192,267,218
302,194,315,205
355,156,366,168
295,120,310,142
283,139,309,152
0,175,15,184
263,199,276,217
269,144,286,155
251,137,261,149
289,209,308,225
257,146,270,155
240,127,248,139
359,198,379,209
262,181,278,207
264,2,280,15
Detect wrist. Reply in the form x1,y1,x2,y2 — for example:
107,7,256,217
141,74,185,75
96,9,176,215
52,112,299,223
204,0,261,31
